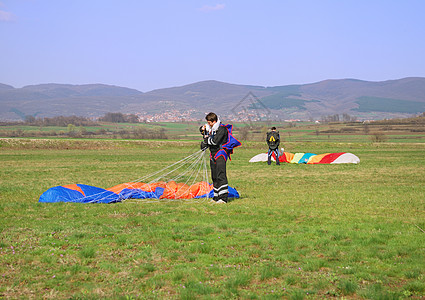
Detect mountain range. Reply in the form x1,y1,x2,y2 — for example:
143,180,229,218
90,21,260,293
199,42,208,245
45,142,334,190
1,77,424,121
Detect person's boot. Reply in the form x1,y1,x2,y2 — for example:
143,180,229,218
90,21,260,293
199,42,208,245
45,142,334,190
216,196,228,204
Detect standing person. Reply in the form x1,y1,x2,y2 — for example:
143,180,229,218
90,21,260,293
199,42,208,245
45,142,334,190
200,112,241,203
266,127,280,165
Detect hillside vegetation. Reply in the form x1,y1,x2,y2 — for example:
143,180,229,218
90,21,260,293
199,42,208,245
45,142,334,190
355,96,425,113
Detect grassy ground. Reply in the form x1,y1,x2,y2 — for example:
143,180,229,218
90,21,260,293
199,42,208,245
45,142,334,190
0,138,424,299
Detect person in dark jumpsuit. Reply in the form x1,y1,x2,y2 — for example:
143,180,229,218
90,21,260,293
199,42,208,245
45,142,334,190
266,127,280,165
200,112,230,203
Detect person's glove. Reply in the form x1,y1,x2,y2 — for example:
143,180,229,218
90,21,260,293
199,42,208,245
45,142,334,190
200,141,207,151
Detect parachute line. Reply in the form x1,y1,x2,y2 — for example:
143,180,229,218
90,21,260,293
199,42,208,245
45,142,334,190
61,149,212,204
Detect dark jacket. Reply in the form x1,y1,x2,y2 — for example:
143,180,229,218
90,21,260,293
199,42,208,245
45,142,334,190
266,130,280,150
200,125,228,158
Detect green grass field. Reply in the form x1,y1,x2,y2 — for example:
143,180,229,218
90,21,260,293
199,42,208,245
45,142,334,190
1,138,424,299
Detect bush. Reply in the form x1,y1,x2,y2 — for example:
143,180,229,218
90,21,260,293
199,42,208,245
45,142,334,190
370,132,387,142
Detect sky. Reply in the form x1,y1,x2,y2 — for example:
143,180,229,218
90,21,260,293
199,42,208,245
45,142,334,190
1,0,425,92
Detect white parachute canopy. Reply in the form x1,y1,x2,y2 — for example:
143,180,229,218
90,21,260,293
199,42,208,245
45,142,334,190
249,153,271,163
330,153,360,164
249,148,284,162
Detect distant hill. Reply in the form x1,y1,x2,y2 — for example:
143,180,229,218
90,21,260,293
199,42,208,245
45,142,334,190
0,83,14,90
1,78,424,121
0,84,144,121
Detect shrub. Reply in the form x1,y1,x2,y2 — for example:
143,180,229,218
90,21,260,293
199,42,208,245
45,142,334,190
370,132,387,142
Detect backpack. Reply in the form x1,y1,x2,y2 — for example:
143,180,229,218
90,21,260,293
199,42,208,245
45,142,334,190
214,124,242,161
267,131,279,149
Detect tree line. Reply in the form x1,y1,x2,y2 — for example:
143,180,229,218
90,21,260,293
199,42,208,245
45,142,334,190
0,113,168,139
321,113,358,123
22,113,141,126
24,115,97,127
2,126,168,140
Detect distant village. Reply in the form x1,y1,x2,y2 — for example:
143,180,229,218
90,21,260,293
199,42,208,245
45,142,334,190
134,108,365,124
136,109,279,123
137,109,200,123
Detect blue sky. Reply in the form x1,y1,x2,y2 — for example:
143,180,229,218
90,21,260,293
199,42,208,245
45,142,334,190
1,0,425,92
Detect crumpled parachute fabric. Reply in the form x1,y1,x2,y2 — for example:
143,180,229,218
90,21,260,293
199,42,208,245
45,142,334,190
39,181,240,203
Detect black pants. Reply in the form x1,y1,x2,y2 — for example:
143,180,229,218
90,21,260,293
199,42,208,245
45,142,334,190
267,148,280,165
210,156,228,202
